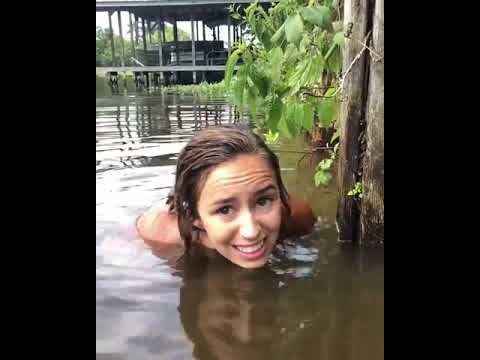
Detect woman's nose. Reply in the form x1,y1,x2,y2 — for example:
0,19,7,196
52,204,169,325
239,211,261,240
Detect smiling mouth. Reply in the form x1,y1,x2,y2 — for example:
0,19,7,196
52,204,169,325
232,238,267,259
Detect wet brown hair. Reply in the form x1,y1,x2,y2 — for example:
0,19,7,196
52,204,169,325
168,125,291,251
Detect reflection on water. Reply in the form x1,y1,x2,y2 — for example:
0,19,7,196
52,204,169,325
96,83,384,360
177,249,384,360
96,93,238,172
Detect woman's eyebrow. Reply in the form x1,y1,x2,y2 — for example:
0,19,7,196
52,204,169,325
210,185,277,206
211,197,236,206
255,184,277,195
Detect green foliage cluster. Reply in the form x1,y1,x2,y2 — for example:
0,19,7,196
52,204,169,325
225,0,345,186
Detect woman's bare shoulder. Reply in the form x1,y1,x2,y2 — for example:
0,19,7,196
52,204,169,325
136,203,183,245
283,197,317,237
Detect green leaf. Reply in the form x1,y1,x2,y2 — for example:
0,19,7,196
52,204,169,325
324,42,336,62
295,103,304,129
300,6,332,30
285,14,304,45
299,7,321,26
232,78,245,109
315,170,333,187
271,22,286,45
332,21,343,32
255,20,264,39
249,67,270,98
278,114,292,139
316,158,333,171
243,48,253,65
260,29,273,50
323,158,334,169
317,89,338,128
324,87,337,97
302,103,314,131
355,182,362,192
319,6,333,30
285,103,300,136
283,43,299,65
268,97,283,132
333,31,345,47
298,34,309,54
318,101,335,128
268,47,283,83
324,32,344,71
276,83,291,99
287,58,309,95
333,142,339,154
265,129,279,144
225,48,243,87
246,85,257,119
327,46,342,74
304,54,324,86
234,69,248,109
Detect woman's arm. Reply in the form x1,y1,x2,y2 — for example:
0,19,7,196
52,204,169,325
136,203,182,244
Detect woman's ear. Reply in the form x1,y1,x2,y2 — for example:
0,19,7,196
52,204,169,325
193,218,204,230
192,218,213,247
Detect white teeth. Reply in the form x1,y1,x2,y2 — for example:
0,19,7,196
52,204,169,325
235,240,264,253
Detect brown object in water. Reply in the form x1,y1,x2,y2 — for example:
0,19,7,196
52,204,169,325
283,197,316,237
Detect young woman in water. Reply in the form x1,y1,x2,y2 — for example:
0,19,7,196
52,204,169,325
136,126,316,269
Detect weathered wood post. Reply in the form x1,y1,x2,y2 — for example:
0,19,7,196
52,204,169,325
172,20,179,83
173,21,179,65
227,18,231,56
147,20,152,44
196,20,199,43
191,19,197,83
360,0,384,244
117,11,125,67
162,20,166,42
141,18,147,53
108,11,115,66
141,18,148,86
156,16,164,84
202,22,207,81
337,0,384,245
129,12,136,60
337,0,371,242
134,15,139,45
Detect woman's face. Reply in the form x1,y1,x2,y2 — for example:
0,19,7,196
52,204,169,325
194,154,282,269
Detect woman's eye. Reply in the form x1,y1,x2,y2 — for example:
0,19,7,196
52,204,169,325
257,197,272,207
217,206,232,215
